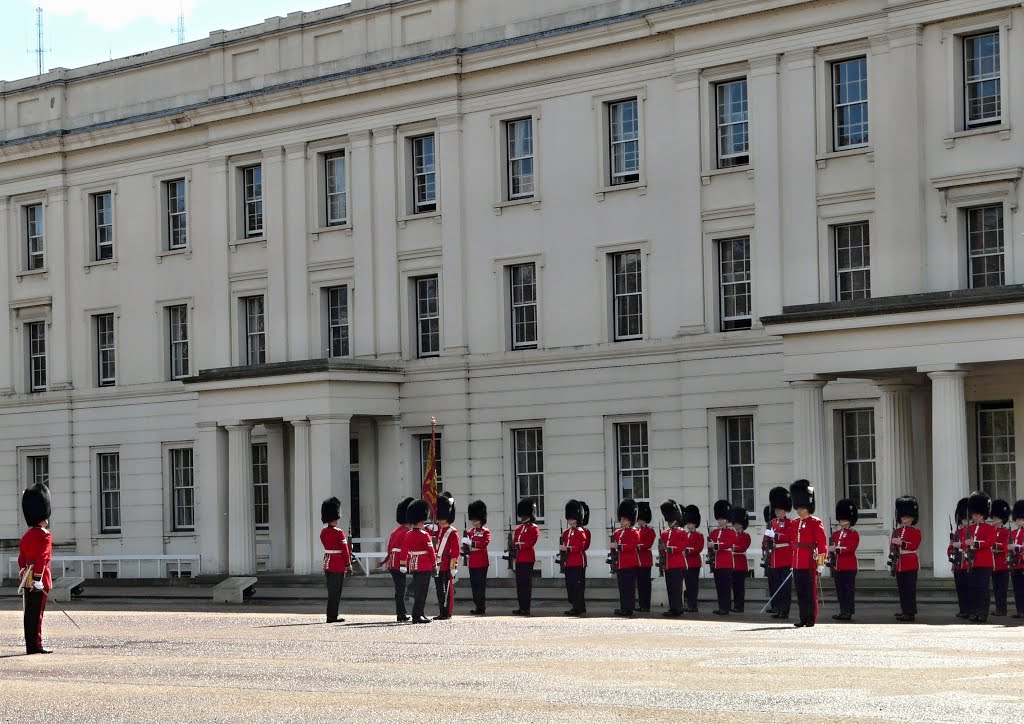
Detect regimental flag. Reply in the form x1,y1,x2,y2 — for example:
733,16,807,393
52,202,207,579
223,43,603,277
421,416,438,519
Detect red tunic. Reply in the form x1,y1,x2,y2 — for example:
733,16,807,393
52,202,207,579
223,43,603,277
965,522,996,569
769,517,794,568
731,530,751,572
792,516,828,571
661,526,687,570
320,525,351,573
710,526,737,570
561,526,591,568
993,526,1010,572
893,525,922,573
613,526,641,569
385,526,408,570
831,528,860,572
435,525,461,571
467,526,491,569
1011,527,1024,571
401,527,438,573
18,526,53,591
637,525,656,568
514,523,540,564
683,529,704,570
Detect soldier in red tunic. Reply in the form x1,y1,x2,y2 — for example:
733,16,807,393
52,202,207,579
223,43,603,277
18,483,53,655
790,479,828,628
320,497,351,623
401,499,437,624
730,507,751,613
636,501,656,613
964,491,996,623
381,497,414,621
990,498,1012,617
1011,500,1024,619
612,498,641,617
709,499,737,616
949,497,970,618
659,500,686,617
561,499,592,616
464,500,491,616
682,504,704,612
512,498,540,616
892,496,922,622
829,498,860,621
433,493,460,620
763,486,794,619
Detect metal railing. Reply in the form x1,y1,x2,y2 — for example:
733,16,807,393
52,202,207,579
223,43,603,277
7,554,200,581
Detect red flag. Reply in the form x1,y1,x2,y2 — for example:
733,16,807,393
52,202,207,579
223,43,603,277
421,417,438,518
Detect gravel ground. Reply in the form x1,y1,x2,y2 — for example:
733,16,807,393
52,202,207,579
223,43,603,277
1,599,1022,723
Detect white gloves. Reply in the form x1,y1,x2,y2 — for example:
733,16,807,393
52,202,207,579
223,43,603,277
399,566,408,574
764,529,777,539
817,566,825,574
32,580,43,591
461,536,471,547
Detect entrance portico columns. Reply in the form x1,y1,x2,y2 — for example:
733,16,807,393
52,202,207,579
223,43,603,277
226,423,257,576
289,418,313,575
789,376,830,519
875,381,916,527
309,414,353,568
196,421,228,575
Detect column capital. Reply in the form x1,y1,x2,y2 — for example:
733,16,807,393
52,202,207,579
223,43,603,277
224,422,254,432
786,374,830,388
308,413,353,424
287,417,310,427
924,368,968,381
377,414,402,428
196,420,220,430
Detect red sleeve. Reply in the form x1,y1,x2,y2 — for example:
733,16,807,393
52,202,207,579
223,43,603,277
902,528,922,552
734,532,751,554
976,525,996,550
583,529,592,551
816,521,828,554
775,521,791,543
523,525,539,548
447,529,461,558
639,527,656,551
693,532,705,552
476,529,492,549
846,530,860,554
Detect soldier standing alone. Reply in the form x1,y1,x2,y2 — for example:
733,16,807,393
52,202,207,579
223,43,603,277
561,499,591,616
892,496,922,623
512,498,540,616
830,498,860,621
320,497,351,623
18,483,53,655
464,500,491,616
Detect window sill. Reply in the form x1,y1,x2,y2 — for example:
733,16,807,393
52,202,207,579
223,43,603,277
230,236,268,251
312,224,354,239
493,197,541,215
816,147,873,168
944,124,1011,148
156,248,192,263
83,259,118,273
398,211,442,228
701,166,755,185
16,268,49,282
165,531,197,538
595,182,646,201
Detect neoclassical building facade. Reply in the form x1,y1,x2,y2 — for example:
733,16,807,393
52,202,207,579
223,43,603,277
1,0,1021,577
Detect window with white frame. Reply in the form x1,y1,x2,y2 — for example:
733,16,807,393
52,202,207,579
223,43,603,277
95,313,116,387
168,304,190,380
834,222,871,301
715,79,749,168
27,321,47,392
326,286,350,358
27,454,49,488
513,427,544,520
608,99,640,185
92,191,114,261
506,118,535,199
98,451,121,533
841,408,876,513
723,415,755,512
25,203,44,270
170,447,195,532
243,295,266,365
411,135,437,214
242,165,263,238
964,31,1001,129
418,433,442,494
325,152,347,226
616,421,649,502
253,442,269,529
414,275,440,358
165,179,187,250
966,204,1005,288
832,57,868,150
718,237,752,331
509,263,538,349
611,250,643,341
977,401,1015,502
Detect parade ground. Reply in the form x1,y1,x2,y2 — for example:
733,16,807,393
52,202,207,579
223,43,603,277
2,599,1022,723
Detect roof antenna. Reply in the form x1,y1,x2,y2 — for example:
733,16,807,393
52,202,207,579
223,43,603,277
30,5,49,76
175,0,186,44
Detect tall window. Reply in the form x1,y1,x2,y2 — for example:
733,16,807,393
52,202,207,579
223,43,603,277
166,179,187,250
411,135,437,213
242,165,263,238
616,422,649,502
25,203,44,270
611,250,643,341
92,191,114,261
964,31,1001,128
95,313,116,387
834,222,871,301
243,295,266,365
723,415,755,512
325,152,347,226
414,276,440,358
513,427,544,520
253,442,269,530
977,402,1016,502
841,409,877,514
509,263,538,349
98,452,121,534
832,57,868,150
716,79,749,168
170,448,195,532
718,237,752,331
419,433,442,494
966,205,1004,289
327,286,350,358
506,118,534,199
168,305,190,380
28,455,49,488
608,99,640,185
27,321,47,392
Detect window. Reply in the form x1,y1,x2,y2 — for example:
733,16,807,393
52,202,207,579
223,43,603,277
608,99,640,185
253,442,269,529
95,313,116,387
98,452,121,533
716,79,749,168
723,415,755,512
165,305,190,380
242,165,263,238
832,57,868,150
414,276,440,358
966,205,1005,288
326,286,350,358
325,152,347,226
616,422,649,502
977,402,1015,502
513,427,544,520
165,179,187,250
243,295,266,365
506,118,534,199
611,250,643,341
25,203,44,270
411,135,437,213
509,263,538,349
92,191,114,261
170,448,195,532
27,455,49,488
27,321,47,392
718,237,752,331
964,31,1001,128
834,222,871,301
418,433,442,494
841,409,876,514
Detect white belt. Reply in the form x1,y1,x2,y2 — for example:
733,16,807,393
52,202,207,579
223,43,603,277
390,548,402,552
900,550,917,555
774,543,789,548
324,550,345,554
409,550,429,555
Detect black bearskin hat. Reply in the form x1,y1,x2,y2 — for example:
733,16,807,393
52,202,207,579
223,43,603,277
436,492,456,524
565,499,583,523
730,506,749,530
713,499,732,521
684,504,701,528
321,497,342,524
991,499,1011,523
407,499,430,525
468,500,487,525
517,498,537,522
579,501,591,527
895,495,919,525
968,490,992,518
955,497,969,525
790,479,815,514
835,498,858,527
1013,500,1024,521
769,486,793,513
22,483,51,527
661,499,682,524
763,505,771,524
637,501,653,524
396,497,415,525
618,498,638,525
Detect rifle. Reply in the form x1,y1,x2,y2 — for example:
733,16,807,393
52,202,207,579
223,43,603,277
886,520,899,577
948,515,963,569
461,515,471,567
347,528,366,576
761,520,775,573
605,519,620,573
965,523,977,572
556,520,567,575
502,519,517,571
826,518,837,571
656,523,666,578
706,523,717,569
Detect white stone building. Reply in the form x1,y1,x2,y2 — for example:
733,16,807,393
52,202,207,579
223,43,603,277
0,0,1020,578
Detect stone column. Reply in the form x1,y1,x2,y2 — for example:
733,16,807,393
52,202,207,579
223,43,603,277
790,378,830,518
370,127,400,357
671,67,705,332
262,147,288,363
309,414,352,566
200,157,232,367
750,54,783,319
376,415,405,539
46,186,72,390
283,143,310,360
437,115,468,355
876,383,916,524
226,424,256,575
196,422,229,575
265,423,289,571
926,369,969,577
352,130,380,357
290,419,313,575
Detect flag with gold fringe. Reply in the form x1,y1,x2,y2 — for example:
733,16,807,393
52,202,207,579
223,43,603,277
421,416,438,518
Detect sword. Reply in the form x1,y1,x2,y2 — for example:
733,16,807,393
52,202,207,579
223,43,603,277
47,594,83,630
760,569,794,614
19,564,82,630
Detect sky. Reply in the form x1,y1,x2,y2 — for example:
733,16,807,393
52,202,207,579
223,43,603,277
1,0,344,82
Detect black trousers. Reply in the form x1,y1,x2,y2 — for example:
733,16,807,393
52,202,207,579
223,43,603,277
713,568,732,612
515,562,534,613
1012,571,1024,615
665,569,684,613
23,590,47,652
768,567,792,615
469,567,488,612
967,568,992,619
834,570,857,615
390,570,407,617
793,568,817,623
325,572,344,621
731,571,746,612
637,567,653,610
565,566,586,612
953,569,968,614
434,570,455,617
896,570,917,615
683,568,700,610
410,571,432,619
617,567,637,612
992,570,1009,614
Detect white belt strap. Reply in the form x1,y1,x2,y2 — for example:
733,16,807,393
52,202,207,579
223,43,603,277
409,550,430,555
774,543,790,548
324,549,345,554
